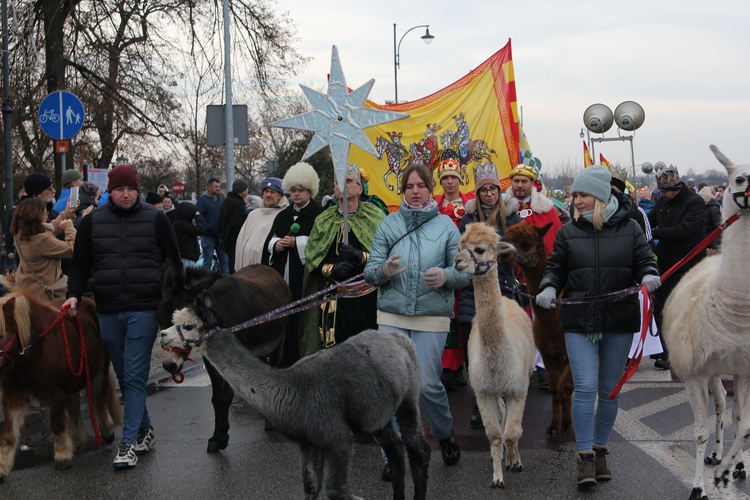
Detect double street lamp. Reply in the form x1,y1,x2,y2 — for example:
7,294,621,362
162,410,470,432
582,101,645,181
393,23,434,104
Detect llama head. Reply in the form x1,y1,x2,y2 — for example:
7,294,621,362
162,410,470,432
711,145,750,215
504,222,552,268
156,259,221,330
159,307,207,375
455,222,517,276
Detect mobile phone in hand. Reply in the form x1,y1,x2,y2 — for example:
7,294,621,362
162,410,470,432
68,186,79,208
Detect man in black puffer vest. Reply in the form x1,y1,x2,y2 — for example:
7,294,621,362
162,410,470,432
64,164,182,470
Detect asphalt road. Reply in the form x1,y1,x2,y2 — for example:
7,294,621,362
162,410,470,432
2,340,749,500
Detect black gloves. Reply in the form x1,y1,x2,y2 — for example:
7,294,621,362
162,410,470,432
338,243,364,265
330,261,356,281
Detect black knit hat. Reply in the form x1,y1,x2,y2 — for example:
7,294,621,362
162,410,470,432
232,179,249,194
24,173,53,197
145,192,163,205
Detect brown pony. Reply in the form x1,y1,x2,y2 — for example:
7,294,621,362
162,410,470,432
501,222,573,437
0,291,121,482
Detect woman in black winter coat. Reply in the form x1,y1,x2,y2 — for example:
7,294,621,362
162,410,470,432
536,165,660,489
172,202,205,266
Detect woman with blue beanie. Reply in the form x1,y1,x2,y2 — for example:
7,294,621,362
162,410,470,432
535,165,660,488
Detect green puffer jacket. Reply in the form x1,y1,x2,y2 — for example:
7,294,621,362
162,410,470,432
364,201,470,318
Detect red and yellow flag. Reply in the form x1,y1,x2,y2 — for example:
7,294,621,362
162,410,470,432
350,40,519,210
583,141,594,168
599,152,611,167
600,153,635,192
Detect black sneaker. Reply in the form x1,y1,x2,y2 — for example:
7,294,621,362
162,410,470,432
536,367,549,389
439,432,461,466
381,462,392,482
134,426,155,455
454,366,468,387
654,358,670,370
113,443,137,469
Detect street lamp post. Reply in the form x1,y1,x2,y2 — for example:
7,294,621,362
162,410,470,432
393,23,434,104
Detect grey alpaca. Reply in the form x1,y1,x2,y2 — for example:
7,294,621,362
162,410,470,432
161,307,431,500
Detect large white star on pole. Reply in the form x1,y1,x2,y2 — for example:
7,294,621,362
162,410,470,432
272,45,409,188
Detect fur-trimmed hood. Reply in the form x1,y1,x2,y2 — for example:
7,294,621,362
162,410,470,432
503,186,555,215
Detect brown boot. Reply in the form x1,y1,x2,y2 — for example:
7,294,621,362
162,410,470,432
593,445,612,481
577,451,596,487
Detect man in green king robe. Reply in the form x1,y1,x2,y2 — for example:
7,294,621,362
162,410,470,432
299,164,386,356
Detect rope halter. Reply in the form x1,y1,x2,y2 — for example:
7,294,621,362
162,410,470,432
464,247,495,276
515,249,541,266
731,183,750,211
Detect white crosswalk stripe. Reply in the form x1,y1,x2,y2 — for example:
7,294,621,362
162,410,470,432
616,373,746,499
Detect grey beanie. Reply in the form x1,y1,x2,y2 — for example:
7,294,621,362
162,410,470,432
232,179,249,194
571,165,612,203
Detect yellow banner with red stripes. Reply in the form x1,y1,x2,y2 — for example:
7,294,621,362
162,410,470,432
349,40,520,211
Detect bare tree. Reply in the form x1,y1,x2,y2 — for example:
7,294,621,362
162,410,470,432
7,0,308,185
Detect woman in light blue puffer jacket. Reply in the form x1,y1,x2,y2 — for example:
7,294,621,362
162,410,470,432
365,162,470,470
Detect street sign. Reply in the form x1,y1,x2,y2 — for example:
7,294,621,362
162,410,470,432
55,141,68,153
172,181,185,195
38,91,85,140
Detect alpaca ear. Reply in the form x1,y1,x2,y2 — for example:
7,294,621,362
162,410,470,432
710,145,734,173
189,272,222,296
538,223,554,239
195,291,220,328
162,259,181,293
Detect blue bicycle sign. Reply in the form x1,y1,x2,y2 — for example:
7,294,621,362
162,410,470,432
38,108,60,124
38,91,85,140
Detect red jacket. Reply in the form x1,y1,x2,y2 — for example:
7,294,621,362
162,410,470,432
434,191,475,227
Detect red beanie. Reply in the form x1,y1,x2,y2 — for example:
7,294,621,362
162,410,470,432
107,165,140,192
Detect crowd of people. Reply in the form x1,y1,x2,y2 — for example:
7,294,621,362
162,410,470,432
0,158,729,489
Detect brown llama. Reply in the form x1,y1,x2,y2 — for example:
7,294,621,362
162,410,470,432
455,223,535,488
502,222,573,437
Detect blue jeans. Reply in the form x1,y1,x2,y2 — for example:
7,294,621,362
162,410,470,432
378,325,453,441
99,311,159,444
200,235,229,274
565,332,632,451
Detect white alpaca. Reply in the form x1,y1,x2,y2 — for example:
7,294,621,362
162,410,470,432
454,223,535,488
661,145,750,500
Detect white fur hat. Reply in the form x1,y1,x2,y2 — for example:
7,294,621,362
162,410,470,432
282,162,320,198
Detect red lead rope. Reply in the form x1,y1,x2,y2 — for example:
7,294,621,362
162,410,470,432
608,212,741,399
609,285,652,399
37,305,106,447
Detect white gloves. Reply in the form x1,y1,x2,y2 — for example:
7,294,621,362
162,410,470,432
536,287,557,309
382,254,407,279
424,267,447,289
641,274,661,293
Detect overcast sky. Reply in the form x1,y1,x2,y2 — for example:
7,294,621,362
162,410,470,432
273,0,749,178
